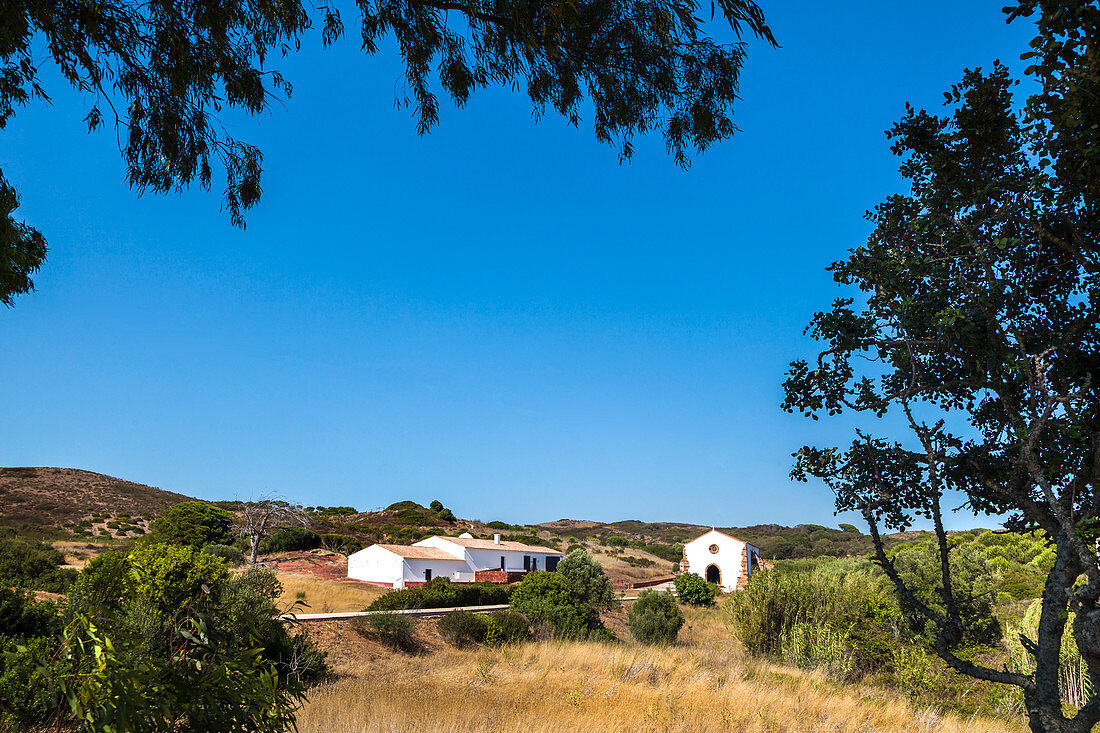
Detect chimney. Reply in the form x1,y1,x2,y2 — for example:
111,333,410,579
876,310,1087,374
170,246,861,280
493,534,501,545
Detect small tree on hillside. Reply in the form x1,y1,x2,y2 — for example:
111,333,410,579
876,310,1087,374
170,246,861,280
237,498,309,565
555,549,619,610
148,502,234,549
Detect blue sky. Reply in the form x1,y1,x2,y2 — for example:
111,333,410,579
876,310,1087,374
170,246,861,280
2,2,1034,528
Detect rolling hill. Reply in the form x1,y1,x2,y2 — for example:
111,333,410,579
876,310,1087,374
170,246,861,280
0,467,195,536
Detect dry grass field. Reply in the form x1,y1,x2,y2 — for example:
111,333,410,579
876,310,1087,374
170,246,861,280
275,571,386,614
296,605,1023,733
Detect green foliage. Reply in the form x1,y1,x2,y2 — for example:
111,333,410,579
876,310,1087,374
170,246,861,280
0,587,64,726
262,527,321,553
0,534,77,593
429,500,444,513
437,610,488,647
556,549,618,610
727,560,899,664
319,533,363,554
314,506,357,516
357,612,417,652
436,508,456,523
147,502,234,549
67,550,133,619
603,535,630,547
626,590,683,645
484,610,530,646
1007,599,1092,709
128,543,230,614
367,578,511,611
510,571,610,641
53,613,306,733
672,572,717,606
202,544,245,564
889,542,1002,647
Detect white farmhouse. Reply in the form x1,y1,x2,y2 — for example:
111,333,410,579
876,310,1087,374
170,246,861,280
680,529,767,592
347,533,564,588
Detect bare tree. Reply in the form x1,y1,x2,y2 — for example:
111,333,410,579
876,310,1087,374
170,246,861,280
236,496,309,565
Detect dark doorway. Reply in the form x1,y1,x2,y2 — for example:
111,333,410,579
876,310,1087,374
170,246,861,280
546,556,559,571
531,558,538,571
424,568,432,582
500,556,506,570
705,564,720,585
523,555,531,571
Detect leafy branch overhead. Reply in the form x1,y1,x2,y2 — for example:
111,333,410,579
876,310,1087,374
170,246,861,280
0,0,775,305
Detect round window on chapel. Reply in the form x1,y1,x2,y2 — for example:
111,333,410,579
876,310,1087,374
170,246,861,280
708,544,719,554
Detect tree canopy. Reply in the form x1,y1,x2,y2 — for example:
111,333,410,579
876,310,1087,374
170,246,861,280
0,0,775,306
783,3,1100,730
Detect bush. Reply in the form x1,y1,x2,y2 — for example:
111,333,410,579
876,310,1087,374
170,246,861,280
320,533,363,554
556,549,618,610
202,544,245,564
357,611,417,652
128,543,231,614
0,534,77,593
147,502,234,549
485,610,530,646
367,578,511,611
510,572,610,641
627,590,683,645
262,527,321,553
889,542,1001,647
437,610,488,647
673,572,717,606
0,587,64,726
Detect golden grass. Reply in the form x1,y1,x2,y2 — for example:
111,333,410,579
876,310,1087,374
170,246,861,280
275,572,385,614
291,587,1021,732
298,636,1022,733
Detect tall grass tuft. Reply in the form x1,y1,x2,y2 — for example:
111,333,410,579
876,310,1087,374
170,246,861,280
1006,599,1092,709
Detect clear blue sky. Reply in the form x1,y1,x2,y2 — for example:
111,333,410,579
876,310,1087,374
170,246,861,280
2,2,1034,528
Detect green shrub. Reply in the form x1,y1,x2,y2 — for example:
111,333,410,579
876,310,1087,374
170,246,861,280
673,572,717,606
556,549,618,610
202,544,245,564
437,610,488,647
0,534,77,593
889,542,1001,647
67,550,133,618
128,543,230,614
147,502,234,549
357,611,417,652
510,572,610,641
626,590,683,645
367,578,511,611
485,610,530,646
320,533,363,554
262,527,321,553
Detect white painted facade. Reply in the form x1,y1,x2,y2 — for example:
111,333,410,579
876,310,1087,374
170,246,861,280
681,529,762,593
347,533,564,588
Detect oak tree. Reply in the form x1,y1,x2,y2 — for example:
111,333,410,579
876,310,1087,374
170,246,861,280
784,3,1100,731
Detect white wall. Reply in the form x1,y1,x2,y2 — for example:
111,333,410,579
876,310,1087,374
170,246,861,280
464,548,560,572
402,558,470,583
683,530,747,593
347,545,403,586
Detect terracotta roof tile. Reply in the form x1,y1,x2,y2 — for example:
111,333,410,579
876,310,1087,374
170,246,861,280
372,544,464,560
436,537,563,555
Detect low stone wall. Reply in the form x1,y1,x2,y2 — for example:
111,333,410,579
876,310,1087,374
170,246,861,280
474,569,527,584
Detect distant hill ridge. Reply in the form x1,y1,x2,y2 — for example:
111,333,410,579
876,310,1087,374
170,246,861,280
0,467,195,529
